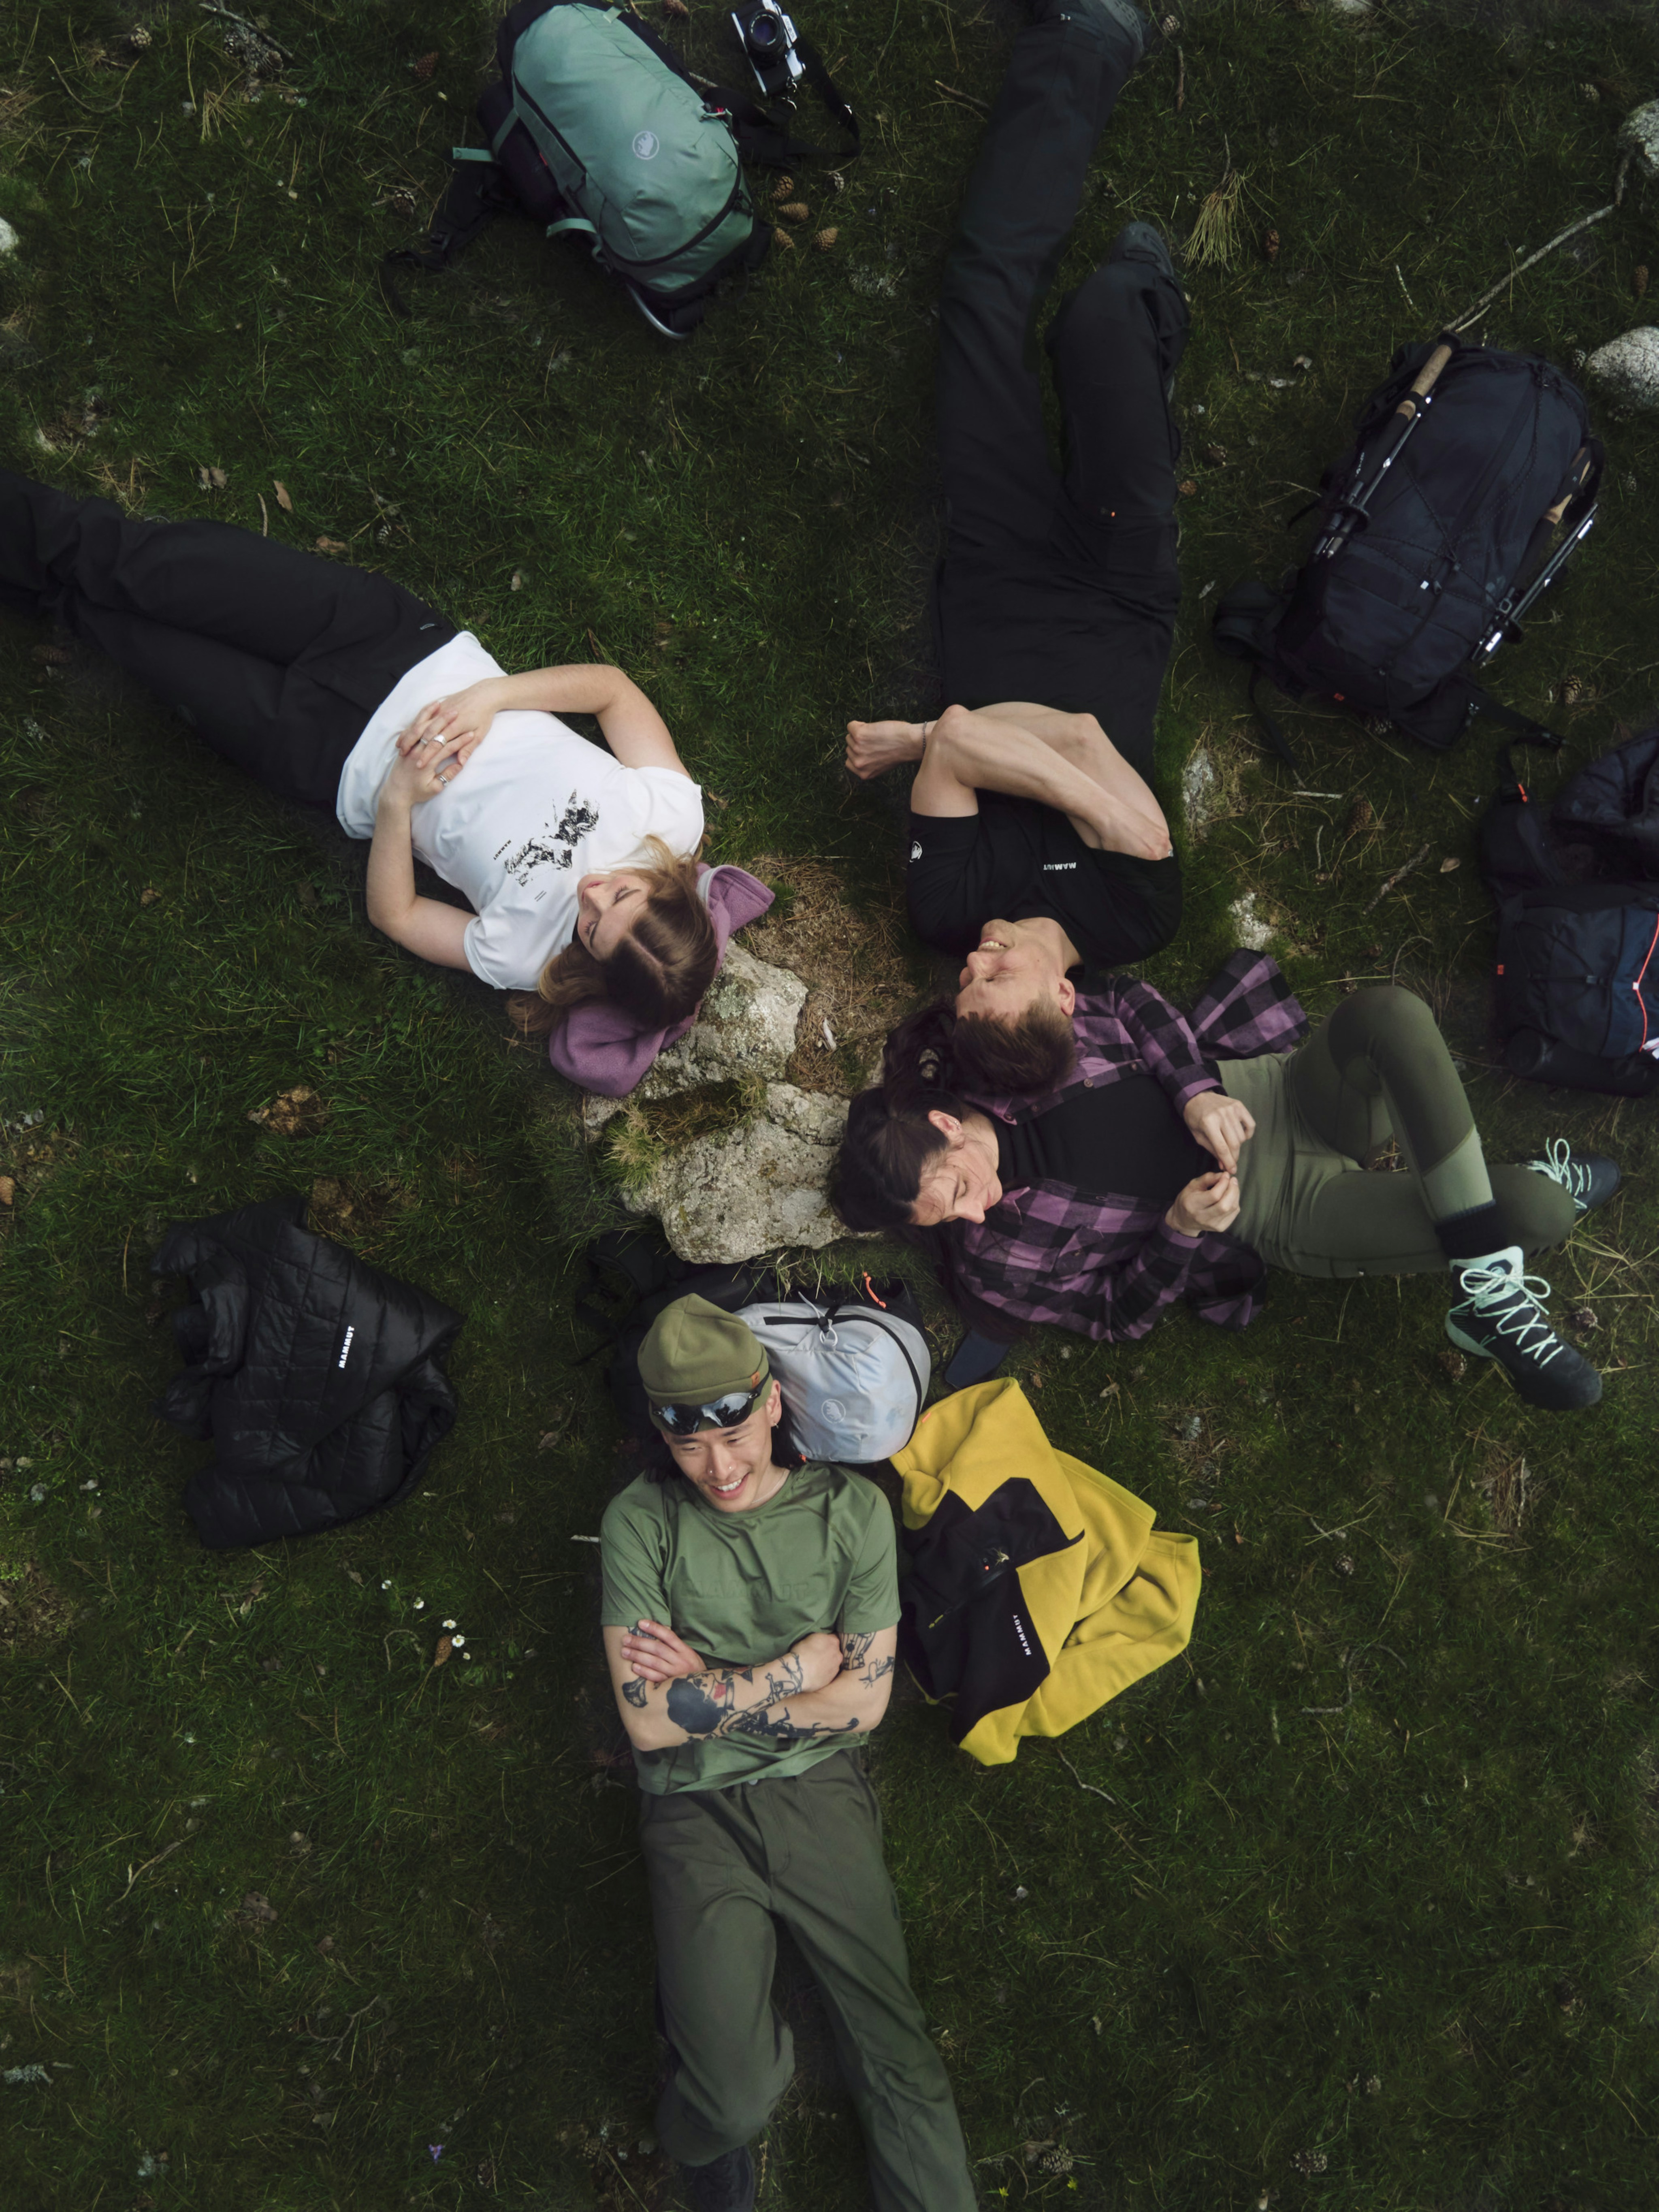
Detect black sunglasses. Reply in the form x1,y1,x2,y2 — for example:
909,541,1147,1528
652,1378,768,1436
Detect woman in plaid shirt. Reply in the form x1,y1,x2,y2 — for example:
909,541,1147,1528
834,955,1618,1415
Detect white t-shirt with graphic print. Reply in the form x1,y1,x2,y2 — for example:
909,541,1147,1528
334,632,704,992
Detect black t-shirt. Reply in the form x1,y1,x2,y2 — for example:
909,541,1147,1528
996,1076,1209,1205
906,793,1182,973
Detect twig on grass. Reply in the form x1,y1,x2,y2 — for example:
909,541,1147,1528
1053,1745,1119,1805
1448,205,1614,334
1365,842,1430,911
933,80,987,113
1299,1640,1406,1717
115,1832,193,1904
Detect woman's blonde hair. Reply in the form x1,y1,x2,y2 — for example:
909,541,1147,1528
511,836,718,1036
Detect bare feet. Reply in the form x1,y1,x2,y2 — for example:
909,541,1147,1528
845,718,928,779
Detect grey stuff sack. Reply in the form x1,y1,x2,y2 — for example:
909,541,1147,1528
739,1299,931,1466
502,0,765,335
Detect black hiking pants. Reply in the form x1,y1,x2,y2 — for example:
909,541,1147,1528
933,0,1186,777
0,471,452,808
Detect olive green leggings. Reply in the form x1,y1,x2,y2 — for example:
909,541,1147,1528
1221,988,1578,1280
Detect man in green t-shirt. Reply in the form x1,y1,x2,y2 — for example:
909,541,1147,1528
600,1296,976,2212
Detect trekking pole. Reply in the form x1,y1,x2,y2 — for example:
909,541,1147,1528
1317,339,1456,559
1473,448,1599,663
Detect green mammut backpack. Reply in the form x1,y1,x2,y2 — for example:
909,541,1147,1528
383,0,858,339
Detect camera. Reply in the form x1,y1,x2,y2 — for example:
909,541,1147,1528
730,0,804,102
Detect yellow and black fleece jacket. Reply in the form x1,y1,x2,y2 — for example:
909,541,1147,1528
892,1378,1200,1766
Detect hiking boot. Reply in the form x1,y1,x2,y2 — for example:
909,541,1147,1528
1044,0,1154,64
1446,1259,1602,1412
1106,219,1177,285
1520,1137,1621,1218
683,2145,756,2212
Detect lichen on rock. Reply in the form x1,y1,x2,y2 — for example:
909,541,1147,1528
616,1083,850,1264
583,942,806,1138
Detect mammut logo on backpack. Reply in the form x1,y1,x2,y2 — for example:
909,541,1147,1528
631,129,659,159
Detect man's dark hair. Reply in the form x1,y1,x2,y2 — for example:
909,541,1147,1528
949,1001,1076,1095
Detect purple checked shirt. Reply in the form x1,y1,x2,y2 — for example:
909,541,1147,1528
952,951,1309,1342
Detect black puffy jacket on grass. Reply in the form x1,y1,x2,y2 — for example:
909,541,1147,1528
152,1193,463,1550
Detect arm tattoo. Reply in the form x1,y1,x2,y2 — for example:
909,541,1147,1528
839,1632,893,1689
622,1677,648,1709
665,1672,734,1737
720,1703,858,1745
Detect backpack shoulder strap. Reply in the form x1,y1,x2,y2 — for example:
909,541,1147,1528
379,154,514,319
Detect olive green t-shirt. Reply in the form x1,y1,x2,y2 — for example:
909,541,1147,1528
600,1461,901,1796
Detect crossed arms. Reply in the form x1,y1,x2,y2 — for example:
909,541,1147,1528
846,701,1171,861
365,663,693,969
602,1620,899,1753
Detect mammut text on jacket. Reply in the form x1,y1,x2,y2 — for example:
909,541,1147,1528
892,1378,1198,1766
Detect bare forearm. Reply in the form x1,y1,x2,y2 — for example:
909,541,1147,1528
486,663,682,773
930,707,1169,858
714,1675,887,1746
721,1628,896,1745
620,1648,809,1751
365,794,417,928
477,665,630,719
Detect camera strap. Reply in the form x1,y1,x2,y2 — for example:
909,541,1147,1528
719,36,861,168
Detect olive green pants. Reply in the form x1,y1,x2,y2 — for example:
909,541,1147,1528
639,1750,976,2210
1221,987,1578,1279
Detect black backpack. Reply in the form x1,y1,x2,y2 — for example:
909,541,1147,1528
1213,337,1602,771
1479,728,1659,1098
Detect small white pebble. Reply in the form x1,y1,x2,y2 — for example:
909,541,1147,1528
1012,1885,1029,1901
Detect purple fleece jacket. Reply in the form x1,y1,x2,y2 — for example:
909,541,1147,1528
546,865,775,1096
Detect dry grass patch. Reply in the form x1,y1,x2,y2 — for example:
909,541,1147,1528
0,1563,75,1654
744,855,918,1094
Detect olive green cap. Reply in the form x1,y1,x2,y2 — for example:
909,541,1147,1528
638,1295,770,1427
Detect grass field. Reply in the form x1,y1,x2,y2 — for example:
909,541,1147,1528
3,1,1659,2207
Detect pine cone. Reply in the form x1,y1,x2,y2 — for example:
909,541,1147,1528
770,174,795,200
1347,796,1373,837
1636,265,1650,299
663,0,691,16
128,24,153,50
773,225,795,251
812,228,838,252
414,50,439,79
778,201,810,224
1558,673,1584,706
827,170,847,193
1263,227,1280,263
1040,2150,1075,2178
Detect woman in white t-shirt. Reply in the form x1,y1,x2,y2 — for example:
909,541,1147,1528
0,471,717,1035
